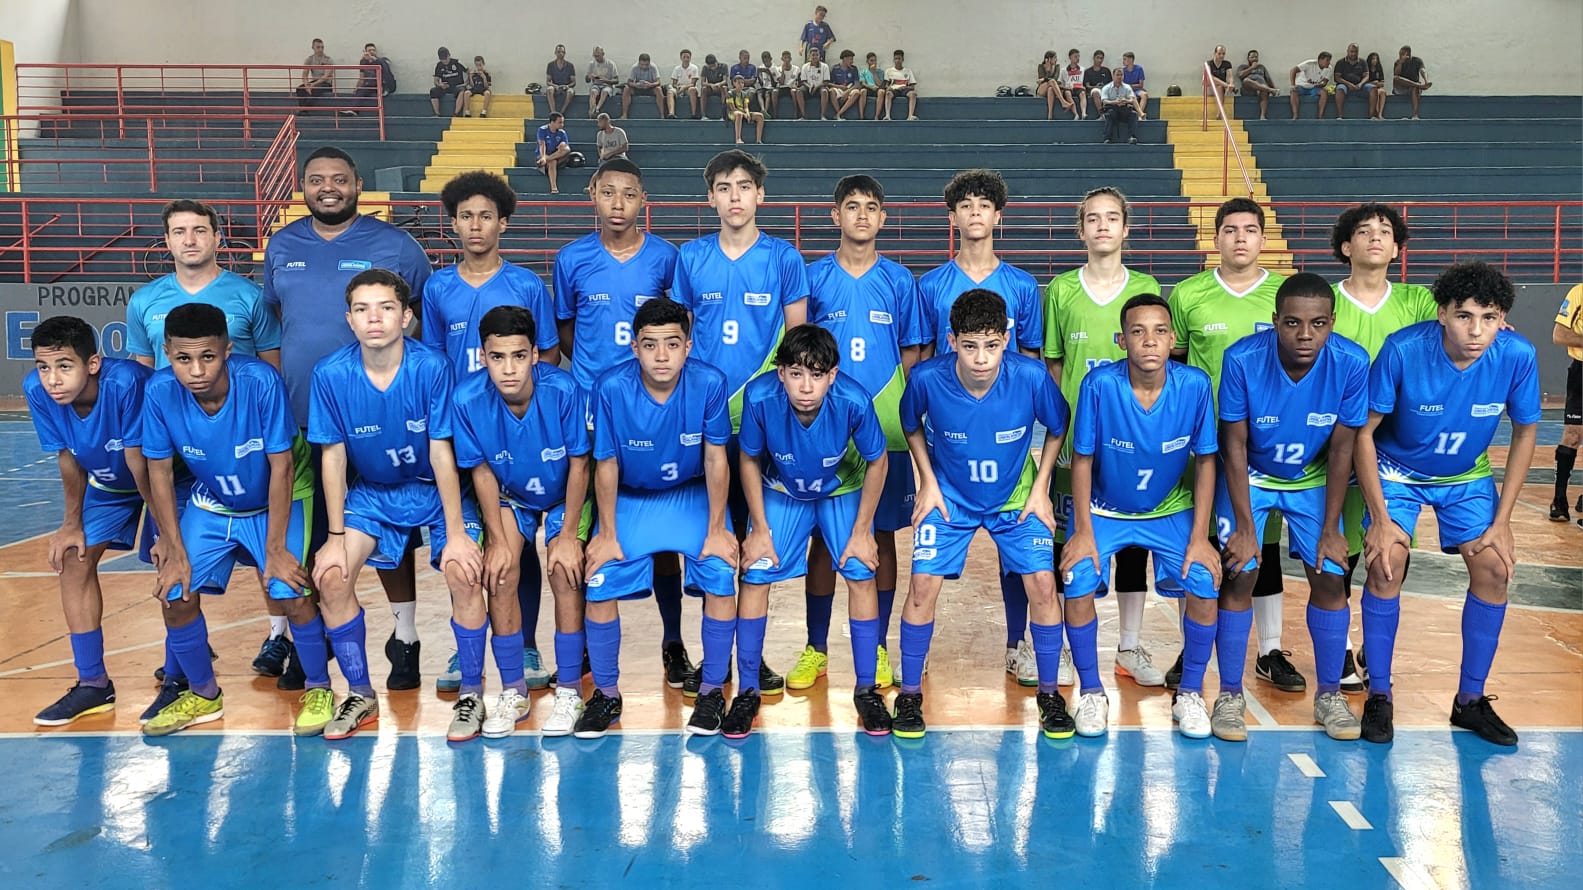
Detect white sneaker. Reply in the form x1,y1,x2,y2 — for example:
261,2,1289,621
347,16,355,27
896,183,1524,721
1005,641,1038,687
1074,691,1109,737
481,689,531,738
541,686,583,737
1058,647,1075,687
1115,645,1166,687
1172,690,1212,739
436,650,462,693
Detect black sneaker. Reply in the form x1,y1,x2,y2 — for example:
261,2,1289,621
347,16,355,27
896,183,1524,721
759,661,785,697
1551,498,1571,522
662,641,693,688
276,641,305,690
1361,693,1394,743
573,690,622,739
682,660,733,698
892,692,926,739
686,689,728,736
1036,690,1076,739
1256,649,1307,692
854,686,892,736
154,645,217,683
252,635,292,677
33,681,117,726
721,690,761,739
1340,649,1366,694
1450,694,1518,746
385,634,421,691
140,679,188,724
1164,651,1184,690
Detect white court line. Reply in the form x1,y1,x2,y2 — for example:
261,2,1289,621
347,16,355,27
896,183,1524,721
0,615,264,677
17,501,47,507
1379,857,1441,890
1,572,60,578
1329,800,1373,830
1242,688,1278,727
1287,752,1325,778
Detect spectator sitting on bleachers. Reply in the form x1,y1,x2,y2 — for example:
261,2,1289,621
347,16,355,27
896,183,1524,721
859,52,886,119
800,48,832,120
701,55,730,120
1392,45,1432,119
535,112,571,194
1082,50,1110,119
296,38,335,112
773,50,802,119
621,53,663,119
1332,44,1372,120
1205,45,1235,118
431,47,468,117
354,43,396,114
668,49,702,120
1036,50,1075,121
1236,49,1277,120
727,75,765,144
1365,52,1389,119
465,56,493,118
1121,52,1148,119
829,50,863,120
884,49,919,121
1099,67,1139,144
801,5,836,63
596,113,629,161
756,52,777,117
586,46,620,118
546,45,577,116
1290,51,1333,119
1063,49,1087,119
730,51,758,89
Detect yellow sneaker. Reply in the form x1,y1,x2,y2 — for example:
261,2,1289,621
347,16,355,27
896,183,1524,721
785,645,829,690
875,645,894,689
294,687,335,736
142,689,224,737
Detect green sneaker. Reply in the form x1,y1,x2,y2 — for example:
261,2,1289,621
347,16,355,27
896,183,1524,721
294,687,335,736
785,645,829,690
874,645,894,689
143,689,224,737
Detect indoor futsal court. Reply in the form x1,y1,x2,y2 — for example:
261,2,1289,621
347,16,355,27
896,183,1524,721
0,410,1578,887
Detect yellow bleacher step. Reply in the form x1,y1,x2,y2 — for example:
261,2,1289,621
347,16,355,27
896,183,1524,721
464,94,535,117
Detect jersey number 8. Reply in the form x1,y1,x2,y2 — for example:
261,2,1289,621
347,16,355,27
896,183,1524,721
849,337,866,362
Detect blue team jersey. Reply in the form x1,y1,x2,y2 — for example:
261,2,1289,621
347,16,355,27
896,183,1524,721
591,359,731,491
553,232,679,394
126,270,281,367
806,253,926,450
261,214,433,426
738,369,886,500
1368,321,1542,484
421,262,559,378
1219,330,1370,490
25,357,152,493
916,260,1044,354
452,363,591,511
307,339,455,484
900,352,1069,515
672,232,809,428
142,355,298,515
1072,361,1217,518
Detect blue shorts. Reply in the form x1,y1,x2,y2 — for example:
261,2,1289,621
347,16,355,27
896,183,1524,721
874,450,915,532
502,498,593,544
910,505,1055,580
743,487,874,584
1061,510,1218,600
167,498,311,601
1369,476,1497,553
1215,480,1345,575
1295,85,1322,98
344,480,483,572
1335,82,1374,96
83,484,143,552
584,480,737,603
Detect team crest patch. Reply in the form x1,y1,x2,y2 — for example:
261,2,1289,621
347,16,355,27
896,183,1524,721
1306,412,1338,427
586,573,605,588
995,427,1027,444
337,260,373,272
1254,322,1274,333
234,438,264,459
634,294,657,307
744,292,772,306
541,446,567,462
749,557,774,570
406,419,428,433
104,438,125,452
1470,403,1502,418
868,310,893,324
912,547,937,561
1161,435,1191,454
822,455,843,467
680,432,703,446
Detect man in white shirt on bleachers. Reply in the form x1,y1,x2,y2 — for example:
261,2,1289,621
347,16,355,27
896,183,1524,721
669,49,701,120
884,49,919,121
1290,52,1333,120
800,48,832,120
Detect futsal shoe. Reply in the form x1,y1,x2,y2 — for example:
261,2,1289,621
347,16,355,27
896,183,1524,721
143,689,224,737
323,694,380,740
447,693,487,742
34,682,117,726
574,690,622,739
1074,691,1109,737
786,645,829,690
892,692,926,739
384,635,421,690
1007,641,1038,687
1211,691,1248,741
1058,647,1075,687
721,690,762,739
758,661,786,696
436,652,462,693
662,641,693,688
854,686,892,736
140,679,188,724
1450,695,1518,747
1550,498,1571,522
482,689,532,738
541,687,584,736
1255,649,1307,692
252,635,292,677
1163,651,1184,690
1036,690,1076,739
1313,691,1362,740
686,689,728,736
294,688,335,736
1171,690,1213,739
682,661,733,698
1360,693,1394,743
1339,650,1366,694
874,646,894,689
522,649,552,690
1115,645,1166,686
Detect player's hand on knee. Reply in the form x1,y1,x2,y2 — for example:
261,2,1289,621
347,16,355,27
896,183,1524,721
839,530,880,573
1185,537,1223,589
742,527,778,570
547,535,585,589
155,553,192,605
482,540,518,595
441,538,483,588
1315,528,1349,575
584,531,623,577
1466,521,1516,583
1019,488,1058,536
313,539,349,589
1059,530,1100,578
265,546,310,596
702,525,740,569
911,483,950,528
48,524,87,573
1363,521,1410,582
1221,527,1260,577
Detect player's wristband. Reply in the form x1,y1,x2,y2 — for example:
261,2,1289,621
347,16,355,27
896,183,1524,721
327,530,346,536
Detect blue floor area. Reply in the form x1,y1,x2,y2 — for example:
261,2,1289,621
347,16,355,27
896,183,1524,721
2,729,1577,888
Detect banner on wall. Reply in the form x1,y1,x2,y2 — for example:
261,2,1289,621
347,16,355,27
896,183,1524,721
3,282,142,394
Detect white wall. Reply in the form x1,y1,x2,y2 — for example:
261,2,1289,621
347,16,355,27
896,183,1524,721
0,0,76,66
43,0,1583,97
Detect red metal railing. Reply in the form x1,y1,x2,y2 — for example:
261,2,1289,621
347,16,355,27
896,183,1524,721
252,117,299,240
1201,62,1255,197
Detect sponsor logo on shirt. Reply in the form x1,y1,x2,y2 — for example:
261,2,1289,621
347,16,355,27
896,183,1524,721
868,310,893,325
995,426,1027,444
1306,412,1337,427
586,572,605,588
1470,403,1502,418
338,260,373,272
234,438,264,459
1416,404,1444,414
822,454,843,467
912,547,938,561
541,446,567,462
352,424,382,436
744,292,772,307
285,261,307,270
749,556,774,570
1202,323,1228,333
679,432,703,446
627,439,654,449
1107,437,1134,452
1030,536,1054,548
1070,332,1088,341
104,438,125,452
493,449,513,462
774,451,796,464
823,310,848,321
150,313,169,323
942,430,968,441
448,321,468,332
1161,435,1191,454
634,294,658,308
1254,415,1281,429
405,419,427,433
181,445,207,459
702,292,723,302
588,292,611,303
1254,322,1274,333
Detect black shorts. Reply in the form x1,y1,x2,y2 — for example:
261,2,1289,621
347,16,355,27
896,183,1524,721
1566,360,1582,426
430,84,462,99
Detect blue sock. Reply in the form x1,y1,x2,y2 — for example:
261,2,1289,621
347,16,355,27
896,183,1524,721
735,615,767,693
517,546,543,650
161,638,184,683
1458,592,1507,703
1068,615,1102,695
492,630,527,694
586,616,621,697
1180,614,1216,694
655,571,684,645
554,629,586,688
850,617,880,689
69,628,108,686
898,619,934,694
700,614,737,692
1001,573,1029,647
1361,589,1399,700
805,591,834,652
327,609,376,697
1215,608,1254,695
1029,621,1064,693
289,613,331,689
452,618,488,695
877,588,897,651
169,612,217,699
1305,602,1350,695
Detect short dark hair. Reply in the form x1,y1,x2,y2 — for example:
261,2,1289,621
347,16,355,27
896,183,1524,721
950,288,1009,337
1213,197,1264,231
632,297,691,336
162,198,220,234
944,169,1007,211
1275,272,1336,312
704,149,766,189
478,304,538,346
774,323,840,374
440,170,517,219
1431,261,1516,312
834,174,885,206
1318,52,1333,62
30,316,97,362
345,268,412,307
164,302,228,341
840,49,855,60
548,111,564,123
303,145,357,177
591,157,644,186
1331,202,1409,265
1119,293,1170,328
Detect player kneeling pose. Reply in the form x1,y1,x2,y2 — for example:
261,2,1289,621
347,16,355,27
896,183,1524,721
895,289,1070,739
